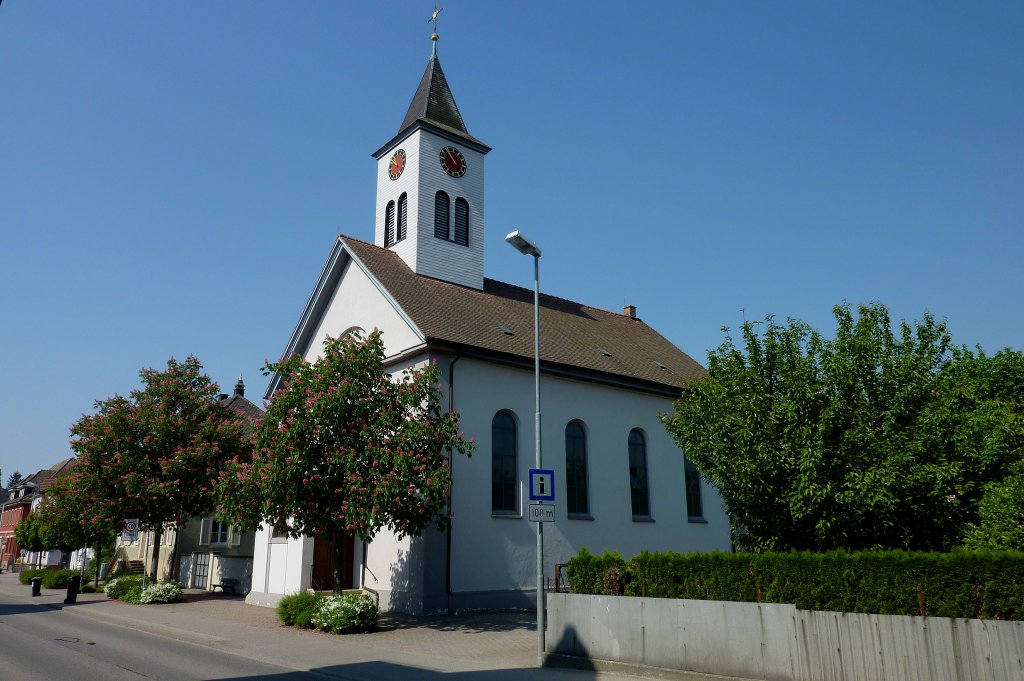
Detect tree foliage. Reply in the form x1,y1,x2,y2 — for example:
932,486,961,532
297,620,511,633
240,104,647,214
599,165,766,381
70,356,250,579
6,471,21,488
14,514,45,554
215,332,473,591
661,303,1024,552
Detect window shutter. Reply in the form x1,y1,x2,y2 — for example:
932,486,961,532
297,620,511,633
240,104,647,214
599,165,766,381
454,197,469,246
398,193,408,241
199,517,211,547
434,191,450,239
230,526,242,547
385,201,396,247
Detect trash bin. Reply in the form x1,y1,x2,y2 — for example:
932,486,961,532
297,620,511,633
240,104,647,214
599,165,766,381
64,575,82,604
31,576,42,597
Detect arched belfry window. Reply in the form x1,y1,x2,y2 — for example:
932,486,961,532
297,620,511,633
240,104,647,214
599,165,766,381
398,193,408,242
453,197,469,246
628,429,650,518
491,410,518,514
434,191,450,240
385,200,396,247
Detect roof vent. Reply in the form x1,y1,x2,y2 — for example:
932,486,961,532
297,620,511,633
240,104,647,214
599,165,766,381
499,325,515,336
597,347,613,357
654,361,668,370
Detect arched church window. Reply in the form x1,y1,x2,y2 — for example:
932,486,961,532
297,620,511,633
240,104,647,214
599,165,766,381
491,410,518,514
398,193,408,242
385,200,396,247
628,429,650,518
434,191,450,240
454,197,469,246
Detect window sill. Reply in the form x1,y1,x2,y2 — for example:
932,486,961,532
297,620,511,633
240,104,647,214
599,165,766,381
631,516,655,523
567,513,594,521
491,512,522,520
687,517,708,524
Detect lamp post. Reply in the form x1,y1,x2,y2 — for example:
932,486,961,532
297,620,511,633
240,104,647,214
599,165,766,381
504,229,544,667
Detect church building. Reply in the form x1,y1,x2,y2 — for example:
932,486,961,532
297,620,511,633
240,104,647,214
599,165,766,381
247,30,731,614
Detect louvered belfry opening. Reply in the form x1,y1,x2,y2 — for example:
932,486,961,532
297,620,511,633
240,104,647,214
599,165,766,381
453,197,469,246
385,200,396,247
434,190,450,239
398,192,408,241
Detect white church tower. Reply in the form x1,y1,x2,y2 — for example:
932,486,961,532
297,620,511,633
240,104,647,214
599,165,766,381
371,28,490,291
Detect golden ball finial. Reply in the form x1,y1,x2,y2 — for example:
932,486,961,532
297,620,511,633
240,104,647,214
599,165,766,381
432,32,439,42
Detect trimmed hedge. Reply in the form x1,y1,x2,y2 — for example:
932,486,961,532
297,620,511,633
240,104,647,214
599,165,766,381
18,569,45,585
18,568,89,589
41,569,89,589
566,547,1024,620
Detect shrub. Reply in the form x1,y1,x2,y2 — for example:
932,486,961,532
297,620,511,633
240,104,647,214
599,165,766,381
311,593,378,634
19,568,45,585
565,547,626,595
81,584,96,593
277,591,324,628
140,581,184,604
104,575,144,602
41,569,89,590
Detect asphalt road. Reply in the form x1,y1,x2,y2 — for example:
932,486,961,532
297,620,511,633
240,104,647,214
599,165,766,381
0,593,312,681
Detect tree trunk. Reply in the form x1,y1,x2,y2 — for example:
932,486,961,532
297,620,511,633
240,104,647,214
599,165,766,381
168,520,184,582
93,539,102,586
149,525,163,582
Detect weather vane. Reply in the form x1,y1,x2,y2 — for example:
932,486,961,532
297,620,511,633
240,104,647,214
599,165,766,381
430,4,443,53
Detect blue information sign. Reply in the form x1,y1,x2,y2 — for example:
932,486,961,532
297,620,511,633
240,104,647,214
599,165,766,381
529,469,556,501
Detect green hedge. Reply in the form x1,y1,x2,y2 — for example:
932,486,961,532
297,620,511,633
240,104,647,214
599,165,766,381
566,548,1024,620
18,568,89,589
18,569,45,584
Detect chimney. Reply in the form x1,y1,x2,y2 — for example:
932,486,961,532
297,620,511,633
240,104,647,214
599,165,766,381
234,376,245,397
623,305,637,319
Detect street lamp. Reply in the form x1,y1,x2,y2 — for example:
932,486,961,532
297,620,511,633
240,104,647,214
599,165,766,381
504,229,544,667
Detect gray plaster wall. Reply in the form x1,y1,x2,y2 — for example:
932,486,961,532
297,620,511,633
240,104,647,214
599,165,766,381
547,593,1024,681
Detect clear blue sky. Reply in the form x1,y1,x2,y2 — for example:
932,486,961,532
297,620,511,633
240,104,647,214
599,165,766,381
2,1,1022,482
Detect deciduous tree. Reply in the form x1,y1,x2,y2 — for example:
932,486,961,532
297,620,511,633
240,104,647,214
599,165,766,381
216,331,473,592
661,303,1024,552
70,357,250,580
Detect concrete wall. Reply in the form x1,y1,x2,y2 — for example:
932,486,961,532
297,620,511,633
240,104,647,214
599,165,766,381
548,593,1024,681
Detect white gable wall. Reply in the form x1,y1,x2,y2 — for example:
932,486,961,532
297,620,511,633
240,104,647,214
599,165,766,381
305,257,422,360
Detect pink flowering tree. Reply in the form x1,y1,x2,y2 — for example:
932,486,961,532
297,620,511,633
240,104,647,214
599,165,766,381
70,357,249,581
215,331,473,593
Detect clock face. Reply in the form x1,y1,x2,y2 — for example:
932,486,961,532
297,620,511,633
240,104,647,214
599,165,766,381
439,146,467,178
388,149,406,180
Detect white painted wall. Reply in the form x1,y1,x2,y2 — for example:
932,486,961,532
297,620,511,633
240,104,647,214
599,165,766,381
306,257,422,360
374,128,485,290
446,357,731,597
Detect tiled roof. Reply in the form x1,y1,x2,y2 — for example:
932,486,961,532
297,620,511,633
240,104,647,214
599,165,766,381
217,394,263,437
340,236,705,393
15,457,77,495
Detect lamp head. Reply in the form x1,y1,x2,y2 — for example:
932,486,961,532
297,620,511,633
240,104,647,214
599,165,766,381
505,230,541,257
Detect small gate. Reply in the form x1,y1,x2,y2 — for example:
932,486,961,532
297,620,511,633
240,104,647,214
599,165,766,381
192,552,210,589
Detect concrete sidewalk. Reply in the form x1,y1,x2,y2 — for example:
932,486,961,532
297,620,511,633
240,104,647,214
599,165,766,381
0,570,719,680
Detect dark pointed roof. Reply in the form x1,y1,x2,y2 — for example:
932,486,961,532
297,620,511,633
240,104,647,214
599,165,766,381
374,55,490,157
